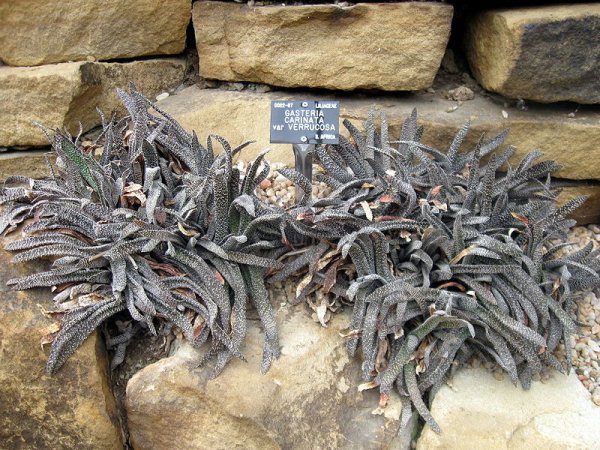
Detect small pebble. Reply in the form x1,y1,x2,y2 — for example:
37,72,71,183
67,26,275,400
593,387,600,407
228,82,245,91
516,98,527,110
447,86,474,102
155,92,169,102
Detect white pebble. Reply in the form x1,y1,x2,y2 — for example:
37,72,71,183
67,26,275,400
594,387,600,406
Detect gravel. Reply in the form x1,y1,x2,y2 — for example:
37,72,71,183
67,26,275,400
252,161,331,208
557,225,600,405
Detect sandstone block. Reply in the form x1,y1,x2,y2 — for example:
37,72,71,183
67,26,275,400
155,86,600,181
193,2,453,91
465,4,600,103
0,236,121,449
126,304,412,450
555,182,600,225
0,151,56,181
0,58,186,147
0,0,191,66
417,368,600,449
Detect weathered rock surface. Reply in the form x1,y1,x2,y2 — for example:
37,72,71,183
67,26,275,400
126,304,412,450
556,182,600,225
0,151,56,181
156,86,600,181
193,2,453,91
417,368,600,449
465,4,600,103
0,0,190,66
0,236,121,449
0,58,186,147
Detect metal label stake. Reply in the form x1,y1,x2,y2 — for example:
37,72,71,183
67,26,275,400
292,143,314,201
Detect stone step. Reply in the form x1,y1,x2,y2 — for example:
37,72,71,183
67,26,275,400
465,4,600,104
0,235,122,449
0,59,186,147
193,1,452,91
416,368,600,449
0,0,190,66
0,151,55,180
156,85,600,181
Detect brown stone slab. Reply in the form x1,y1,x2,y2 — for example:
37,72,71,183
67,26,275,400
555,182,600,225
465,4,600,104
0,235,122,449
193,2,452,91
126,305,410,450
0,151,55,180
156,86,600,181
416,368,600,449
0,0,191,66
0,59,186,147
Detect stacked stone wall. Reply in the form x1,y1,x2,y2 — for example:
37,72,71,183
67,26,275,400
1,2,599,449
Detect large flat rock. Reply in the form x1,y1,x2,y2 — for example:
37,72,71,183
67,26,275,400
126,304,412,450
465,4,600,104
0,58,186,147
0,151,56,181
193,2,452,91
0,237,122,449
417,368,600,449
156,85,600,181
0,0,190,66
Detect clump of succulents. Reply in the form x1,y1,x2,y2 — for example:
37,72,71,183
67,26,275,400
2,87,598,433
275,110,599,431
0,85,283,376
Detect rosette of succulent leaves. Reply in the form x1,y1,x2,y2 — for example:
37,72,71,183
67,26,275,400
0,85,284,377
273,110,600,432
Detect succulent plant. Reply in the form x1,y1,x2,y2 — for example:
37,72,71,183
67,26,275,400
1,84,284,376
277,110,600,432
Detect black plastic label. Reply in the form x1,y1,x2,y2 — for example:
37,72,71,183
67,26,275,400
270,100,340,144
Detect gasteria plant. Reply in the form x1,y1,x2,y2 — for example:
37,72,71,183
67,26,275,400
275,110,599,431
1,87,598,433
0,84,284,376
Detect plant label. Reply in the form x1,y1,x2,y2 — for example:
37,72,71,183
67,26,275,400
270,100,340,144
